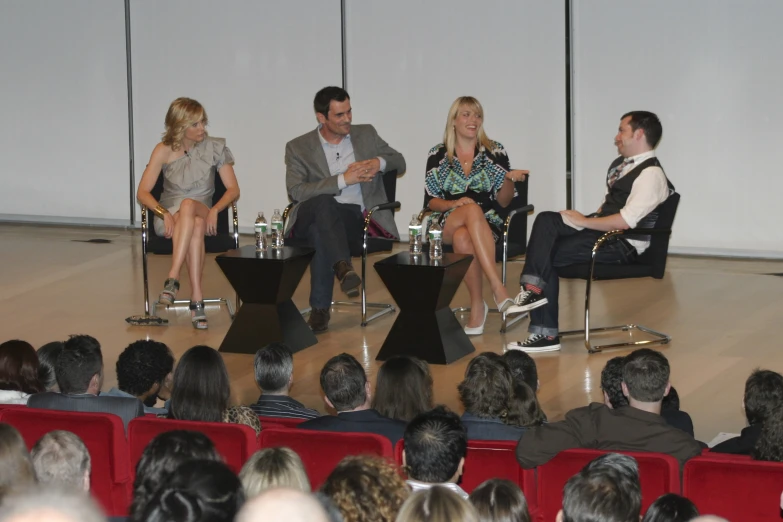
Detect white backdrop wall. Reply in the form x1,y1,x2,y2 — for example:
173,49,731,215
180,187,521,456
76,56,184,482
0,0,130,223
130,0,343,230
572,0,783,257
344,0,567,237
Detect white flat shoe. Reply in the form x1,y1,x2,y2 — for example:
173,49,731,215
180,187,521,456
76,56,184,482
464,301,489,336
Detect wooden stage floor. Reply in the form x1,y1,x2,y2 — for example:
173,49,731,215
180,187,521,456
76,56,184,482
1,223,782,443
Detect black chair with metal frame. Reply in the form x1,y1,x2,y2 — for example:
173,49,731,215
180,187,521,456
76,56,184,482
282,169,401,327
418,178,534,332
557,192,681,353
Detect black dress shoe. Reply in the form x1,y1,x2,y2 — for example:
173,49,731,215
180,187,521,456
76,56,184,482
308,307,331,333
333,260,361,298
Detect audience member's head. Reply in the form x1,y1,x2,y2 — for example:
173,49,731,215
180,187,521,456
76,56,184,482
239,447,310,498
169,345,230,423
583,453,640,488
469,478,531,522
0,423,36,501
743,369,783,426
235,488,329,522
56,335,103,395
372,356,433,422
396,486,478,522
130,430,221,519
458,353,514,420
0,340,44,395
320,353,369,412
254,343,295,395
30,431,91,492
752,405,783,462
507,381,546,428
601,356,628,409
622,349,670,406
37,342,64,393
502,351,538,392
0,486,106,522
321,455,409,522
116,340,174,407
139,459,244,522
641,493,699,522
404,406,466,485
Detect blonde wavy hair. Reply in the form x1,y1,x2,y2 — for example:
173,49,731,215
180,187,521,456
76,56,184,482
443,96,494,162
395,486,478,522
239,447,310,499
161,97,209,151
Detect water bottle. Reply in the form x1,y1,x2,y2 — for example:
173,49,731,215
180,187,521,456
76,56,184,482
408,214,422,254
271,209,284,249
429,219,443,260
254,212,267,250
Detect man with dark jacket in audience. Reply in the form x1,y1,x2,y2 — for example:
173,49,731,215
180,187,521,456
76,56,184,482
249,343,320,420
104,339,174,414
299,353,405,444
517,348,702,468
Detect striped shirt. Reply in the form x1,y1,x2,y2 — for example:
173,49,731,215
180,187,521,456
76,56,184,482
248,395,321,420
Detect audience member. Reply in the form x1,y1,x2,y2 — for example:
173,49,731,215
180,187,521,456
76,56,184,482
300,353,406,444
641,493,699,522
712,368,783,454
30,431,90,492
138,459,244,522
372,355,433,422
239,447,310,498
105,340,173,414
167,345,261,434
130,430,221,519
517,349,702,467
0,423,36,502
0,486,106,522
583,453,641,492
396,486,479,522
36,341,63,393
27,335,144,430
235,488,329,522
557,463,641,522
469,478,531,522
752,404,783,461
321,455,409,522
403,406,468,499
509,381,546,428
458,354,527,440
248,343,319,419
502,351,538,393
0,340,44,404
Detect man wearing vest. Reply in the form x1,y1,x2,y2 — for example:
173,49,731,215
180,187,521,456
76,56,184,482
506,111,674,353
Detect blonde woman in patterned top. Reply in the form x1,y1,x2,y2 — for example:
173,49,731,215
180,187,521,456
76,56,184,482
424,96,529,335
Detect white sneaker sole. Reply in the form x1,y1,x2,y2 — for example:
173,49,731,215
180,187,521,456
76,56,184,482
506,341,561,353
506,297,549,315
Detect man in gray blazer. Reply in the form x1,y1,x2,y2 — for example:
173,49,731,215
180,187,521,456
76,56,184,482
285,86,406,332
27,335,144,431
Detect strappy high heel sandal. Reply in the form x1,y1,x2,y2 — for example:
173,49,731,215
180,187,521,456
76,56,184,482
189,301,208,330
158,278,180,306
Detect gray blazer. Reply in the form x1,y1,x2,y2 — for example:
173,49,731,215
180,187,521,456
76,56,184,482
27,392,145,431
284,124,405,237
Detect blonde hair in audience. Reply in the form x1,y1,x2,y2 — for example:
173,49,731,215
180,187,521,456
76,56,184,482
396,486,479,522
161,97,208,151
239,447,310,498
0,423,36,501
443,96,494,162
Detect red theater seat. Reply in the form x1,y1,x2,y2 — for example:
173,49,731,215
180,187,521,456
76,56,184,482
257,416,307,429
535,449,680,522
258,428,393,489
684,454,783,521
0,408,131,516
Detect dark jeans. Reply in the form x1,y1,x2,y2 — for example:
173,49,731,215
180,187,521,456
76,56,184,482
292,195,364,309
520,211,638,336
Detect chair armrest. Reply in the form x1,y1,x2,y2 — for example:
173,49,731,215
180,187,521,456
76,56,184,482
504,204,535,230
282,203,295,221
591,227,672,253
417,207,433,223
230,201,239,248
365,201,401,236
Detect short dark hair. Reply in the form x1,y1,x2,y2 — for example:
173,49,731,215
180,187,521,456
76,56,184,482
562,467,641,522
116,340,173,398
662,386,680,411
502,350,538,392
169,346,230,423
372,356,433,422
601,357,629,409
583,453,640,492
130,430,221,518
622,111,662,149
403,406,466,484
253,343,294,393
507,381,546,428
320,353,367,412
469,478,531,522
641,493,699,522
56,335,102,394
622,349,669,403
458,353,513,419
744,369,783,425
0,340,44,395
37,342,64,392
314,86,350,118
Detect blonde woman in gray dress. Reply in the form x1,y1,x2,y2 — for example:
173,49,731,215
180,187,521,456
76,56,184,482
137,98,240,329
